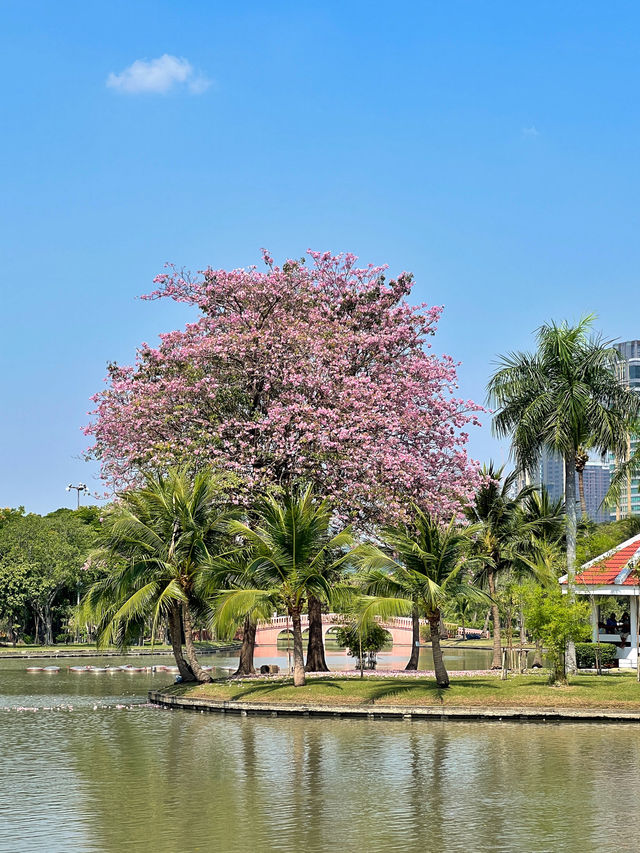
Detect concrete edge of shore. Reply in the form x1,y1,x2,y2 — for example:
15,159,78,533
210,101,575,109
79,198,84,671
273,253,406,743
0,644,242,660
148,689,640,724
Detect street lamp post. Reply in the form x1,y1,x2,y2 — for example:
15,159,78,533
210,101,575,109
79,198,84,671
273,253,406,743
66,483,88,509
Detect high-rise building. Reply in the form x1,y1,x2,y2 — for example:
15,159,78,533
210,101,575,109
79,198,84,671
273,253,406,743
611,341,640,519
524,447,611,524
536,448,564,504
581,461,612,523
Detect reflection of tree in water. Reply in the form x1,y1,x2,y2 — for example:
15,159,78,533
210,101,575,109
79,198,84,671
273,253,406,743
407,729,439,849
63,710,640,853
67,709,248,852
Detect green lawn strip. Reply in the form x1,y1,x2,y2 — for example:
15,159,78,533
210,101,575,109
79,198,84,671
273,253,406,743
173,674,640,710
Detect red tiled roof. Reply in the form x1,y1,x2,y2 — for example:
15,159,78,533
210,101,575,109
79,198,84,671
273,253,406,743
564,539,640,587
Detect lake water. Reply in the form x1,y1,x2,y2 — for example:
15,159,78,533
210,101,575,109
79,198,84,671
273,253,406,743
1,648,637,853
259,642,499,672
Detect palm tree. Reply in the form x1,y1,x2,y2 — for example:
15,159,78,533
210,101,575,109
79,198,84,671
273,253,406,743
356,508,487,688
515,486,565,668
488,316,640,667
81,468,237,683
197,550,261,677
213,485,355,687
466,464,540,668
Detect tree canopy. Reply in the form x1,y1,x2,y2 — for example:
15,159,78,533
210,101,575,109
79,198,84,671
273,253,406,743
86,250,482,525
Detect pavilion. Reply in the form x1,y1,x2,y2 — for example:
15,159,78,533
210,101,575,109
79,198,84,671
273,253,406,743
559,534,640,668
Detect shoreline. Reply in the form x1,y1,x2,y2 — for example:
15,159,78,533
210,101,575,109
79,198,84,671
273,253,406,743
0,644,241,660
148,687,640,723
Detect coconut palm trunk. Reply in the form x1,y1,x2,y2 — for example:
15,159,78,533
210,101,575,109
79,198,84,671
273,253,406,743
575,447,589,517
405,604,420,670
564,451,578,673
167,604,195,681
305,596,329,672
181,601,212,683
578,470,587,517
487,568,502,669
291,608,306,687
234,615,256,676
428,611,449,688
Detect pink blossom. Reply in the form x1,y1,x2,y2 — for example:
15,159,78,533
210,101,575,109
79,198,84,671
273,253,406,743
85,250,483,525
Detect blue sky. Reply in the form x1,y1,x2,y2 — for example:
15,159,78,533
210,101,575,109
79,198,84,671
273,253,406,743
3,1,640,513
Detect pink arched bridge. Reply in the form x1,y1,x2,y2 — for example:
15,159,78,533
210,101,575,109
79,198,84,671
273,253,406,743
255,613,418,647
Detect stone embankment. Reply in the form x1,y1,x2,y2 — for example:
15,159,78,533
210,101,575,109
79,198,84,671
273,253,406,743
149,688,640,724
0,644,241,660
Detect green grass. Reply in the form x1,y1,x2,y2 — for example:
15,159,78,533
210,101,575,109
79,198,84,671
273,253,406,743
173,673,640,710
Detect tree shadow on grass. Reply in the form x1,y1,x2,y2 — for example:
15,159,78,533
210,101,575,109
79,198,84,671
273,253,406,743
226,678,344,701
367,677,500,705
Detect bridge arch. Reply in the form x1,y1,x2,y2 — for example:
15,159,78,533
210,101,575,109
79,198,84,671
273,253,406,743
254,613,416,647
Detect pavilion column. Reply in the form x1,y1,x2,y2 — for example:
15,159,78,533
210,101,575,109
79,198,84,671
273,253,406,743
591,602,599,643
631,594,638,668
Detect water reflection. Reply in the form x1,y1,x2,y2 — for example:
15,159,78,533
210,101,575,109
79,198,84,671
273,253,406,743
256,642,499,672
1,656,638,852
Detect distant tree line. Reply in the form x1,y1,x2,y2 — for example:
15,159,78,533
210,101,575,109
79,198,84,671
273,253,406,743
0,506,101,645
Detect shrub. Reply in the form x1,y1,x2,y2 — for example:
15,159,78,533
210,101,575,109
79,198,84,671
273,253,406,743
333,622,392,669
575,642,618,669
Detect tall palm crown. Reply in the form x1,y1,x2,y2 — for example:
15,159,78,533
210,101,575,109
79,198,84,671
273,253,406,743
213,485,355,686
357,508,486,687
519,486,565,547
487,316,638,474
82,468,237,682
487,316,640,619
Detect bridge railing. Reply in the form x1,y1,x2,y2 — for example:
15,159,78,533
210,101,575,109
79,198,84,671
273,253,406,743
255,613,418,630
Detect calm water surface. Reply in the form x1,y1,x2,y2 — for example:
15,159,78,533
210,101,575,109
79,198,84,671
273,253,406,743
0,648,636,853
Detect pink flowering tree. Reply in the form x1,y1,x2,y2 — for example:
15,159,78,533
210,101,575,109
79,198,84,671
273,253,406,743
87,250,482,526
86,250,482,674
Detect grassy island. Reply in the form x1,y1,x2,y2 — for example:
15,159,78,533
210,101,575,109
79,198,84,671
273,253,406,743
166,673,640,712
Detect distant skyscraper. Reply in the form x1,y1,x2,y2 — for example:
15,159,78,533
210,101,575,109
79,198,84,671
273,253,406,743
524,447,611,524
611,341,640,519
536,448,564,505
581,461,612,524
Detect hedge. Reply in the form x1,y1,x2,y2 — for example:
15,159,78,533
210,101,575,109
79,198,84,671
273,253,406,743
575,642,618,669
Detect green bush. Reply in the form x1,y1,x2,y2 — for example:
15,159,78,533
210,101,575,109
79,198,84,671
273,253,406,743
575,642,618,669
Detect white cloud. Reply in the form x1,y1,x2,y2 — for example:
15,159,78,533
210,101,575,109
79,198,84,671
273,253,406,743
106,54,211,95
522,125,540,137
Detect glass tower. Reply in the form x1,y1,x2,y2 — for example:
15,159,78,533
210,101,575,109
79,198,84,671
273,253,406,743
611,341,640,518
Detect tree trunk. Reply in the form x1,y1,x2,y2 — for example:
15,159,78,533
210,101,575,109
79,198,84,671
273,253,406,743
167,604,195,682
565,452,578,673
578,469,587,518
482,609,491,637
291,608,306,687
181,602,212,683
233,615,256,676
405,604,420,670
518,605,527,673
428,612,449,688
305,596,329,672
487,568,502,669
44,604,53,646
532,638,543,668
439,614,448,639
